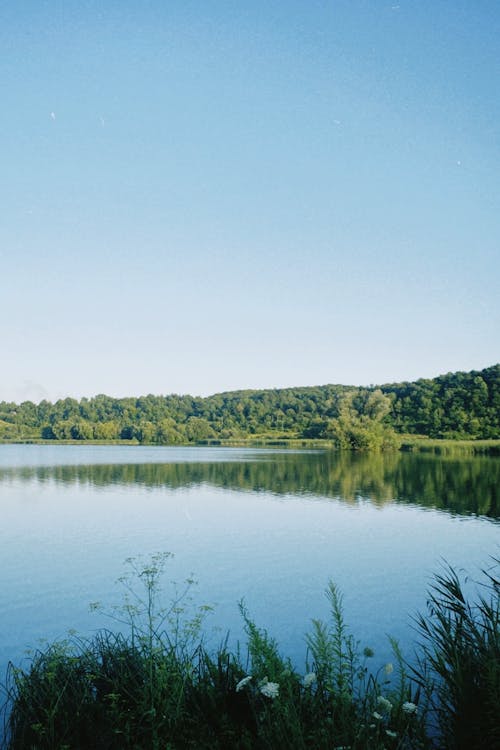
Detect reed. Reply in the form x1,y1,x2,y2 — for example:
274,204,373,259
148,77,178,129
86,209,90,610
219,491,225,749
412,559,500,750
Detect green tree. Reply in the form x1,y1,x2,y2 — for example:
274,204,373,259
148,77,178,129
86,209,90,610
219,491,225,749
156,418,183,445
70,420,94,440
326,390,399,450
184,417,216,443
93,420,120,440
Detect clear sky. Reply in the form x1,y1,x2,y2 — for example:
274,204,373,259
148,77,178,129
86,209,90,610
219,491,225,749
2,1,499,403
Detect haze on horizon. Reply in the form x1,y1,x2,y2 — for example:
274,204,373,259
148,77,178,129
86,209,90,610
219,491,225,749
2,2,499,405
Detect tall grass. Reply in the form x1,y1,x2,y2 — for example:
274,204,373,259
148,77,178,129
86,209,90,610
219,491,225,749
1,555,498,749
412,559,500,750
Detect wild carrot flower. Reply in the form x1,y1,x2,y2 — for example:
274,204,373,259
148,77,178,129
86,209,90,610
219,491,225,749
235,676,252,692
402,701,418,715
384,662,394,675
303,672,317,688
372,711,383,721
260,681,279,699
377,695,393,714
385,729,397,738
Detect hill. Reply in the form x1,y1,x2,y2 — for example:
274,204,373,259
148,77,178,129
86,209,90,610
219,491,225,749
0,365,498,445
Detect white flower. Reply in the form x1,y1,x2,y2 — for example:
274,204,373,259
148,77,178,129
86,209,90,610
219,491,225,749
377,695,393,714
303,672,317,688
235,675,252,692
372,711,383,721
385,729,398,738
402,701,418,715
384,662,394,675
260,681,280,699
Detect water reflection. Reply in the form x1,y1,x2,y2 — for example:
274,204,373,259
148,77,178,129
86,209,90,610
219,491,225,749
0,450,498,521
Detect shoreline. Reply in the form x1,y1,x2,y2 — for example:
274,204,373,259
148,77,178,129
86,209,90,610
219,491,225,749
1,436,500,454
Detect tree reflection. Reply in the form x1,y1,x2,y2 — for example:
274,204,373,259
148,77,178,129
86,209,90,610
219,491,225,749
0,451,498,520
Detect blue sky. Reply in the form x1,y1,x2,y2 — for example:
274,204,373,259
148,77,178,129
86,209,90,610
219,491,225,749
1,1,499,402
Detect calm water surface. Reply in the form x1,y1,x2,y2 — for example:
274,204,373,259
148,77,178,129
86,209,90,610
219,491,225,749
0,444,498,679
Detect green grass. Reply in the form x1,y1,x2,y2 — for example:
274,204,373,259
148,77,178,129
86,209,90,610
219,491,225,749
411,560,500,750
1,556,499,749
3,435,500,455
0,438,140,445
399,437,500,455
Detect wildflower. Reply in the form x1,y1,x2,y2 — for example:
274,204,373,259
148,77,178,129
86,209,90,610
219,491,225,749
372,711,383,721
384,662,393,675
377,696,393,714
260,681,280,699
303,672,317,688
363,646,374,658
385,729,397,738
402,701,418,715
235,676,252,692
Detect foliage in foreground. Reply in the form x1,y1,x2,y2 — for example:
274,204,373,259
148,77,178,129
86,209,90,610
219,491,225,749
411,559,500,750
1,555,499,749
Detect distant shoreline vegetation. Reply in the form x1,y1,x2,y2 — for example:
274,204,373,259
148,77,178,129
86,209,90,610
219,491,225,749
0,365,498,450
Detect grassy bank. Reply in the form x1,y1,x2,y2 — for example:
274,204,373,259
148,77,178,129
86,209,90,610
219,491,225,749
1,556,498,749
0,438,141,446
205,437,500,454
399,437,500,455
3,436,500,455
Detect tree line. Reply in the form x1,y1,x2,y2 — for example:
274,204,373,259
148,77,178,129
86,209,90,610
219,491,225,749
0,364,498,446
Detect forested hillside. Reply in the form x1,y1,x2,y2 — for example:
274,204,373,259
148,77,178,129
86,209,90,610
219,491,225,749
0,365,498,445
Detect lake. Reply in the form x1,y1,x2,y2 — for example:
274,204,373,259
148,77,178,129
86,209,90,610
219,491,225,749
0,444,498,683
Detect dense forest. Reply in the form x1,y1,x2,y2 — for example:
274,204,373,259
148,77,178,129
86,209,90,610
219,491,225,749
0,364,498,446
